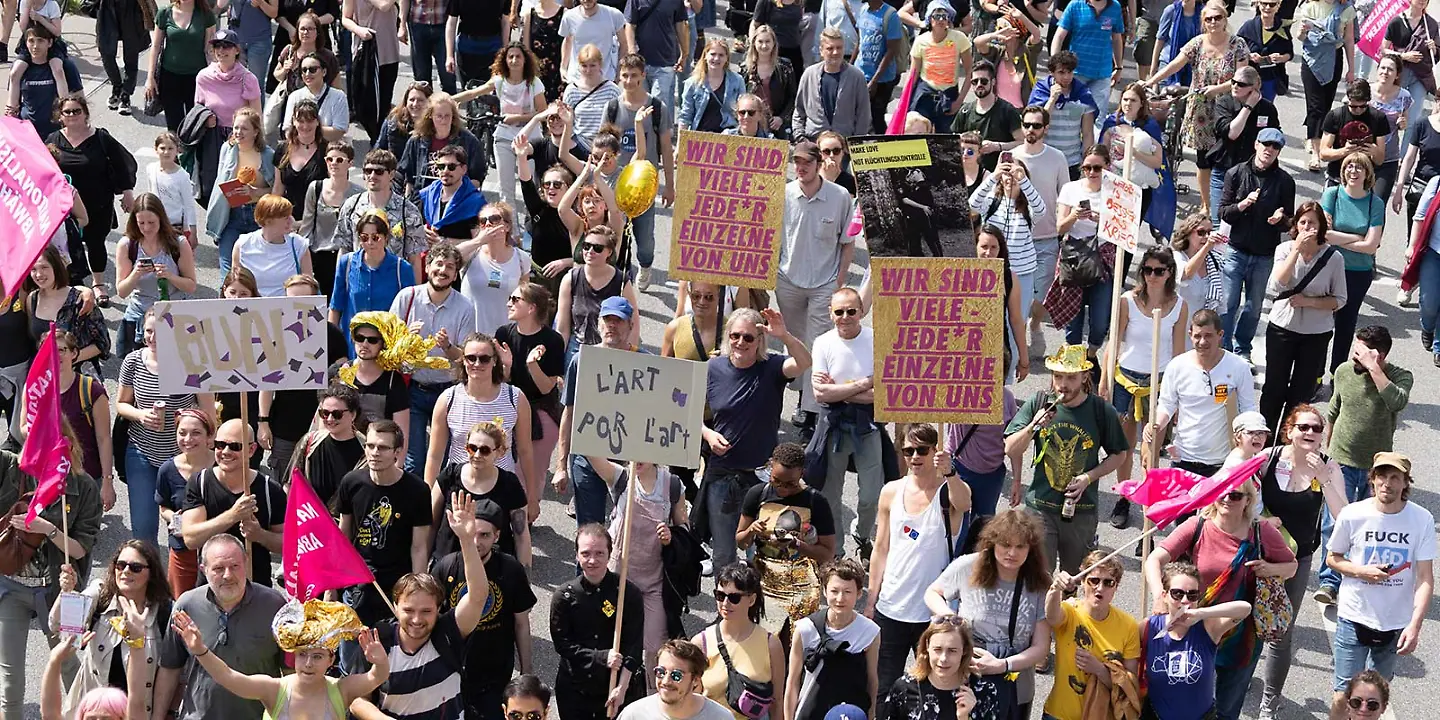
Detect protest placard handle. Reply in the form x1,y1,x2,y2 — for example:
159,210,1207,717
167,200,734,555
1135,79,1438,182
1140,306,1162,612
61,493,69,569
1105,134,1137,403
607,461,639,717
239,391,254,581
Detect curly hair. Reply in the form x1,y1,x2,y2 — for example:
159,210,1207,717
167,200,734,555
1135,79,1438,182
970,508,1050,592
1170,211,1212,253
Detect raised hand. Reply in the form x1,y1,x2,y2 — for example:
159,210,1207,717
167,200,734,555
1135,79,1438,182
447,491,479,541
171,611,209,656
359,627,388,666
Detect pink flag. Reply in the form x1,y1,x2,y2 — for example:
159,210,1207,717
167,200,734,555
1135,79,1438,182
1115,467,1204,507
1357,0,1410,60
0,117,74,299
21,327,69,525
283,469,374,601
1143,454,1268,528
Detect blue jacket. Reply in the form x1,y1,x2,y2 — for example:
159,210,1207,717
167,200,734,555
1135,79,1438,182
1027,75,1100,115
419,175,486,230
678,70,746,131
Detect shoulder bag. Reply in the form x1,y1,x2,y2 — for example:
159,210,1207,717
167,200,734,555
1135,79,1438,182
1057,235,1104,288
1250,523,1294,642
1274,245,1337,301
716,625,775,718
0,493,47,576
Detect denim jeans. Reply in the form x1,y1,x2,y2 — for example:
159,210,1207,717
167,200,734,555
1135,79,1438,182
1403,78,1428,131
645,65,678,123
241,36,274,76
631,205,657,270
1214,648,1262,720
1221,247,1273,356
1260,77,1278,102
954,459,1006,519
1418,248,1440,351
1329,268,1374,375
1015,269,1036,325
1332,616,1401,690
1317,464,1372,591
1065,278,1113,348
570,454,610,527
1032,236,1059,313
821,427,884,556
701,465,757,569
1209,167,1228,226
409,21,458,92
217,204,260,277
125,443,162,547
406,383,446,474
910,83,959,132
1260,552,1313,709
1079,75,1113,127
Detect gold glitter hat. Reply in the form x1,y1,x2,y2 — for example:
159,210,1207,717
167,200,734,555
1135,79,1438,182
1044,344,1094,374
338,311,452,386
271,598,365,652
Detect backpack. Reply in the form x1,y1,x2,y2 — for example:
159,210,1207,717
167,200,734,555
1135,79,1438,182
885,7,912,74
77,375,98,427
603,96,664,153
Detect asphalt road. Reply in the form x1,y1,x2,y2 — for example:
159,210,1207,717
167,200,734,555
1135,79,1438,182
4,5,1438,718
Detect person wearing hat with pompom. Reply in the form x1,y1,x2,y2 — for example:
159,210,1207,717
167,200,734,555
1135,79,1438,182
1003,345,1130,576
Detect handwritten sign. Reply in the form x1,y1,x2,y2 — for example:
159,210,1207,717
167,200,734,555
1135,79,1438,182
570,345,707,467
670,130,789,289
872,258,1005,424
1100,171,1142,254
153,296,329,394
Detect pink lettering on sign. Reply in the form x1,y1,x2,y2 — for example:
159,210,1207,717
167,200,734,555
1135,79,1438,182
670,131,790,289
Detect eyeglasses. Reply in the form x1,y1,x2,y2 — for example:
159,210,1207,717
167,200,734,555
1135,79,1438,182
1022,121,1046,129
1141,266,1170,276
363,167,390,176
464,354,495,365
973,77,992,85
1167,588,1202,602
582,242,610,254
820,147,845,156
479,214,507,226
301,65,323,74
901,445,933,457
60,107,83,116
930,11,952,20
364,442,397,451
318,408,348,420
653,667,687,683
466,443,497,457
1233,80,1254,88
213,440,247,453
508,713,543,720
714,589,750,604
1348,698,1382,712
435,162,461,171
737,108,758,116
354,334,383,345
729,331,756,343
1084,576,1119,588
542,179,566,190
114,560,149,574
1081,164,1105,173
1221,490,1247,502
1293,422,1324,433
833,307,859,317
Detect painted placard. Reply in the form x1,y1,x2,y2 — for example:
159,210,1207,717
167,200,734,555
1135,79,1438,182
569,345,708,468
872,257,1005,424
851,135,978,257
1100,171,1142,254
153,296,330,394
670,130,789,289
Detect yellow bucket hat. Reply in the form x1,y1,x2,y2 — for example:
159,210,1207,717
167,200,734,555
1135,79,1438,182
1045,344,1094,373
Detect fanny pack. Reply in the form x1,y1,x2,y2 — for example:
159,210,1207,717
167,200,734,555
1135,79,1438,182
716,626,774,718
1352,621,1401,648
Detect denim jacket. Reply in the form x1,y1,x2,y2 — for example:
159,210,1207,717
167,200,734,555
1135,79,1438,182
205,142,277,238
678,70,746,131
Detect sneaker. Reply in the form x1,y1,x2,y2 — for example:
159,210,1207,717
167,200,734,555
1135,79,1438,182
1399,287,1418,308
118,99,132,116
701,559,714,577
108,95,121,111
637,266,652,291
1434,349,1440,368
1423,330,1434,351
1258,697,1276,720
790,410,815,429
1109,498,1130,529
1313,585,1336,606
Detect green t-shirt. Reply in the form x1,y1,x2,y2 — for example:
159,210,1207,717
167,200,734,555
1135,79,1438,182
1321,186,1384,272
157,6,218,76
1006,392,1129,514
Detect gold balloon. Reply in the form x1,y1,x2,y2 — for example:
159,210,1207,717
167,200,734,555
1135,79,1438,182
615,160,659,218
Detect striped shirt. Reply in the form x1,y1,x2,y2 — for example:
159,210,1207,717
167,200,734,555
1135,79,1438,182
377,612,466,720
967,171,1046,276
440,383,522,472
1048,96,1096,166
564,81,623,150
119,350,200,466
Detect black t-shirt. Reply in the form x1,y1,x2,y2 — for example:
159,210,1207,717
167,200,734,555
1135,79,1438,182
447,0,508,38
740,483,836,561
1321,105,1392,178
353,369,410,425
434,549,538,692
305,434,365,509
952,99,1024,170
336,470,434,587
494,322,566,423
1406,117,1440,185
0,303,35,367
706,354,790,470
182,468,286,584
1210,94,1281,171
1385,12,1435,59
432,464,528,559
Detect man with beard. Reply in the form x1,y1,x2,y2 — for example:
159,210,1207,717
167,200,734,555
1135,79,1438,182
154,534,288,720
551,523,646,720
419,147,485,241
388,241,475,473
617,640,735,720
351,492,490,720
1012,105,1071,332
335,149,428,282
179,420,285,585
952,60,1024,170
1217,129,1295,361
433,499,538,720
337,420,432,670
1326,453,1435,720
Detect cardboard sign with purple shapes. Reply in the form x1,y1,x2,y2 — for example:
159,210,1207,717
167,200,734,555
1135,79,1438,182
569,344,707,468
153,297,329,394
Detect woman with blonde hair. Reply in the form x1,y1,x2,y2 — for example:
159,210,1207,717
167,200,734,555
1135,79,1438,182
1320,151,1385,377
431,419,533,565
399,91,488,197
205,106,274,277
878,617,998,720
741,25,797,139
681,37,748,132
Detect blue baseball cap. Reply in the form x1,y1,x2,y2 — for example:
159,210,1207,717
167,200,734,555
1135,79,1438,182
599,296,634,321
824,705,867,720
211,28,239,46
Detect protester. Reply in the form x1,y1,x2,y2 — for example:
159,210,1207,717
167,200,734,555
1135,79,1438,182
1296,0,1356,172
205,107,274,277
1236,0,1292,101
878,618,998,720
470,43,548,211
786,558,880,720
343,0,401,142
180,419,285,585
1043,551,1141,720
1172,211,1224,315
426,333,538,502
281,56,349,141
693,563,788,720
46,331,112,500
1054,146,1113,353
1029,55,1100,178
431,419,532,565
610,53,676,291
1012,105,1069,329
1218,130,1295,359
376,81,434,155
389,243,472,472
339,314,413,431
49,92,137,301
908,0,974,130
1143,562,1252,720
399,93,488,197
1319,152,1385,378
287,383,366,508
330,209,418,350
271,101,331,219
231,194,313,297
156,408,214,595
145,0,217,131
619,640,735,720
418,145,486,240
1207,65,1280,225
742,25,798,138
792,29,870,138
1150,310,1258,478
334,149,428,279
299,142,362,296
114,193,198,353
681,37,748,132
1318,83,1389,187
551,524,646,720
26,246,109,371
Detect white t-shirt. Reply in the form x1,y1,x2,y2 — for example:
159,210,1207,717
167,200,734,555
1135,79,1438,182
1056,180,1103,238
793,612,880,719
234,231,309,297
283,84,350,132
461,246,531,335
811,326,874,386
559,5,626,83
933,553,1046,702
493,77,546,142
617,696,736,720
147,162,198,230
1331,500,1437,631
1157,351,1257,466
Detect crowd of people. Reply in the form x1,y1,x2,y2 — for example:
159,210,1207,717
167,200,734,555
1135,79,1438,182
0,0,1434,717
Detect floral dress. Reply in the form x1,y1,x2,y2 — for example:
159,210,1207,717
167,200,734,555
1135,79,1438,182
529,7,564,103
1180,34,1252,154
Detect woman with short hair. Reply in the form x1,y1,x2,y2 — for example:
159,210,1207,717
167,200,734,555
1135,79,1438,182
231,194,314,297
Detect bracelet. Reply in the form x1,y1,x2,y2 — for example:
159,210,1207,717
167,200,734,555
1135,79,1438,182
195,647,210,657
1003,658,1011,674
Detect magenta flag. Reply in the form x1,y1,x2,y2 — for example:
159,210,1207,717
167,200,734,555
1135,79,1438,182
283,469,375,601
0,117,74,298
1141,454,1268,528
21,327,69,525
1357,0,1409,60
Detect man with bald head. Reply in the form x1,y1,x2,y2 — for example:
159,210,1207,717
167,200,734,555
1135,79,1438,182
180,419,286,585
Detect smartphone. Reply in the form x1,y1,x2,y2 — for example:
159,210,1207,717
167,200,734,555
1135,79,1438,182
138,258,155,270
1000,150,1014,164
1078,199,1092,213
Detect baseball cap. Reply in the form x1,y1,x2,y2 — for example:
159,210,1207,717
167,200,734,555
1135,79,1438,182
793,140,821,162
211,28,239,46
598,296,634,321
1371,452,1411,475
1232,411,1269,434
824,705,867,720
472,498,506,532
1257,128,1286,148
925,0,956,17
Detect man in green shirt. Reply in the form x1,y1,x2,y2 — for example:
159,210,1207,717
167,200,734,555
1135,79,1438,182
1314,325,1414,606
1004,344,1130,574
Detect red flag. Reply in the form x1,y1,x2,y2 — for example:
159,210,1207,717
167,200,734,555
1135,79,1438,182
1143,454,1268,528
282,469,374,600
21,327,69,525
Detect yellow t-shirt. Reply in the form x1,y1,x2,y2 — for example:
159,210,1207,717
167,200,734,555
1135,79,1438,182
1042,599,1141,720
911,30,973,90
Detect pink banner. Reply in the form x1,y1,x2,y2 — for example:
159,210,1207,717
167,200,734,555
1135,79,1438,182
283,469,375,601
1358,0,1411,59
0,117,73,299
1142,455,1267,528
21,327,69,525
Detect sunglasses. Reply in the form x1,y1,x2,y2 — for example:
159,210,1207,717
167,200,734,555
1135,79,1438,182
61,108,83,116
363,167,390,176
582,242,610,253
1233,80,1254,88
325,155,350,163
435,162,461,172
737,108,758,116
930,11,953,20
1084,576,1119,588
689,292,717,302
1348,698,1382,712
715,589,749,604
301,65,323,74
542,179,566,190
1081,164,1105,172
1260,141,1284,150
1022,121,1046,129
508,713,543,720
973,77,992,85
1167,588,1201,602
466,443,497,457
1221,490,1247,502
354,334,383,345
358,232,386,242
901,445,933,457
479,214,507,226
653,667,687,683
1202,14,1224,21
833,307,859,317
729,331,757,343
114,560,149,573
1141,266,1169,276
1293,422,1324,433
465,354,495,365
213,440,247,453
930,614,967,628
820,147,845,156
318,408,348,420
507,294,526,303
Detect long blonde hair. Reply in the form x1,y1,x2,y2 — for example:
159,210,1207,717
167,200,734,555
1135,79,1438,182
691,37,731,85
743,25,780,73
